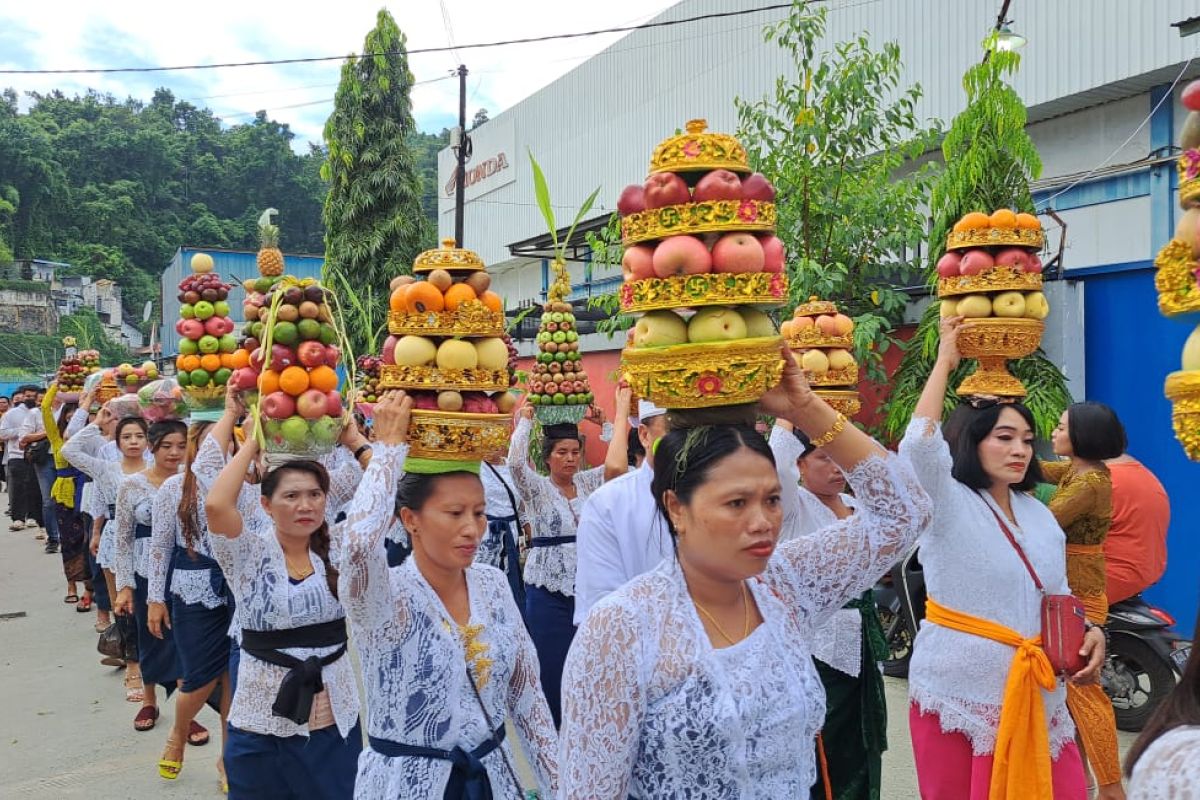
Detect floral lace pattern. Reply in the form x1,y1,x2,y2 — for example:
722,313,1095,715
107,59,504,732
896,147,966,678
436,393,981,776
559,451,931,798
507,417,604,596
899,418,1075,757
147,472,226,608
113,472,157,591
1128,726,1200,799
62,423,151,570
333,442,558,799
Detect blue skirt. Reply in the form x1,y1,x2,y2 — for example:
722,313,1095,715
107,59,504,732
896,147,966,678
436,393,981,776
226,721,361,800
133,573,180,690
170,547,233,692
525,583,575,729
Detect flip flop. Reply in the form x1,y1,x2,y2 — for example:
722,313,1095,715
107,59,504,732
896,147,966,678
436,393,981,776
63,594,79,604
134,705,159,731
76,596,93,613
187,720,210,746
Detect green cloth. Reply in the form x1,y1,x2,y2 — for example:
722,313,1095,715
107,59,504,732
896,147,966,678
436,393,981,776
1033,482,1057,505
187,409,224,422
403,457,481,475
810,590,887,800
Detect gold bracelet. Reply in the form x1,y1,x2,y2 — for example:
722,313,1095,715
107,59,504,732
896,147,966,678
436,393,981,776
809,413,847,449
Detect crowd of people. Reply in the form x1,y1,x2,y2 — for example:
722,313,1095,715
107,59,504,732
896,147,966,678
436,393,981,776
2,324,1197,799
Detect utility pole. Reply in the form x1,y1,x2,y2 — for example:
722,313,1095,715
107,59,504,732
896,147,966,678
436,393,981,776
454,64,469,247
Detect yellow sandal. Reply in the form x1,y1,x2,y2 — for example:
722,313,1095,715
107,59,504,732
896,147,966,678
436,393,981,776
158,737,184,780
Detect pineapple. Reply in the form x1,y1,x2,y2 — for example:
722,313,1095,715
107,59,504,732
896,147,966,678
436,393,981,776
256,208,284,277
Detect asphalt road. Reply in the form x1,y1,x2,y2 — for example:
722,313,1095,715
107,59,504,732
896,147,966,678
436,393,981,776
0,491,1136,798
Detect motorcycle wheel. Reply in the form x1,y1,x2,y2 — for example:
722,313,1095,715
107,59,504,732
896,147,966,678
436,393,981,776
1103,634,1176,732
877,605,913,678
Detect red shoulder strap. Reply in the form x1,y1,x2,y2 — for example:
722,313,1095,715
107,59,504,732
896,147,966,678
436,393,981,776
982,496,1045,594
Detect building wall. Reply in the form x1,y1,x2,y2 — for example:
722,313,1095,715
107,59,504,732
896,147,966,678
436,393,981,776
0,288,57,334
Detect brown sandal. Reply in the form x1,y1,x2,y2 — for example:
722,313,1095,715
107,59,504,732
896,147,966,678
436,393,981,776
187,720,210,746
134,705,159,731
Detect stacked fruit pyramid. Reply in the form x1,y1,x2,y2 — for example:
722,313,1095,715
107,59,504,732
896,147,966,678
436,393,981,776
56,340,101,402
781,296,860,416
379,240,514,460
935,208,1048,397
354,354,384,411
101,361,160,395
1155,79,1200,459
617,119,787,415
174,252,243,408
526,271,594,423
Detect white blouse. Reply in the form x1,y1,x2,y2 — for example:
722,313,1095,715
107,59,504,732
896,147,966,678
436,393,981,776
114,472,160,591
1128,725,1200,799
559,451,932,799
147,472,226,608
476,461,520,569
899,418,1075,757
507,417,605,596
334,442,558,799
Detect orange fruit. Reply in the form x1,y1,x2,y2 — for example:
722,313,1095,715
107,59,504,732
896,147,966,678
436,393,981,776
443,283,477,312
954,211,991,232
389,284,410,312
279,366,310,397
1015,212,1040,230
259,369,281,395
200,354,222,372
479,290,503,313
308,365,338,393
177,354,200,373
405,282,445,314
229,349,251,369
989,209,1017,229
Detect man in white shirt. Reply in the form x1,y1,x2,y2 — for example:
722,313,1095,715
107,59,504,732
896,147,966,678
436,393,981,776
20,394,59,551
0,386,42,532
572,400,671,625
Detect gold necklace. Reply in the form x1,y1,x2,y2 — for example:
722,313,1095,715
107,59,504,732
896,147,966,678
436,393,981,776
691,582,751,646
284,553,314,580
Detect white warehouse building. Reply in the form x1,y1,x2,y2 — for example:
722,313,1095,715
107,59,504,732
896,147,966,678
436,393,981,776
435,0,1200,629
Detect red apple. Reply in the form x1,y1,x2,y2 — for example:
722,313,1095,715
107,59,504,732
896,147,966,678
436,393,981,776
617,184,647,216
296,389,329,420
243,337,261,354
692,169,743,203
651,235,713,277
270,344,296,370
179,319,205,340
297,341,326,368
759,236,785,273
622,244,656,281
232,368,258,391
1184,80,1200,112
249,348,265,371
936,252,962,278
711,232,765,274
325,391,344,417
203,316,228,337
324,345,341,368
643,172,691,209
382,335,398,366
959,249,996,276
994,247,1030,270
1025,254,1044,273
741,172,776,202
262,391,296,420
174,319,187,335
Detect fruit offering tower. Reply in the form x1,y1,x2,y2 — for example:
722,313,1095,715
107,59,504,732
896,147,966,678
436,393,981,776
175,252,243,408
616,119,788,418
101,361,160,395
936,209,1048,397
355,354,384,410
782,297,861,416
526,265,593,424
1154,79,1200,460
379,240,515,460
56,341,101,402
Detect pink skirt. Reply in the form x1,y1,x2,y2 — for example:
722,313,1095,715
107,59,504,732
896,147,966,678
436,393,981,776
909,703,1088,800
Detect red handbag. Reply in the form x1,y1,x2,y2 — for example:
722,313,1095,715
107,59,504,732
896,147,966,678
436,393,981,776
986,502,1088,677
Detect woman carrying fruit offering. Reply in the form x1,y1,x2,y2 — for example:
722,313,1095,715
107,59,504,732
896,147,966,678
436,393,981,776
202,401,362,800
332,391,559,799
508,386,632,728
1043,403,1129,800
37,382,93,609
558,348,931,798
111,420,189,735
899,317,1104,800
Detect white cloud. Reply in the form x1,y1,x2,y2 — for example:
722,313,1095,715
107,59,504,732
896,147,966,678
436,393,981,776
1,0,678,146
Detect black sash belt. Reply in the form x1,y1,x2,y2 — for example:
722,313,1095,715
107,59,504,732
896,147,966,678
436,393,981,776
135,523,152,540
530,535,576,548
369,724,506,800
240,618,348,725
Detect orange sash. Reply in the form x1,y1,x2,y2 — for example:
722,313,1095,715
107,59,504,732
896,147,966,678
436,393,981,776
925,597,1057,800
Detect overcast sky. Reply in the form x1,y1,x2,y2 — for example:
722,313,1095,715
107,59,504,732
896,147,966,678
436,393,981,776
0,0,680,146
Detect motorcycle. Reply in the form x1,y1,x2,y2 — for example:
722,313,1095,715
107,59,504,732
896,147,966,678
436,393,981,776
874,552,1188,730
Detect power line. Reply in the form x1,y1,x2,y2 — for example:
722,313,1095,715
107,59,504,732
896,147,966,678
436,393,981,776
0,3,796,76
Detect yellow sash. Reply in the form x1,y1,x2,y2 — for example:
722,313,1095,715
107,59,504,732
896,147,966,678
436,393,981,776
925,597,1057,800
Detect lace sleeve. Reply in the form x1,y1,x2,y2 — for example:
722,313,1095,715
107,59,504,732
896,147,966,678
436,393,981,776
1039,459,1071,485
506,417,545,503
578,464,606,496
147,479,179,604
1129,727,1200,799
771,451,932,625
192,434,227,488
897,417,958,515
323,450,365,521
559,600,645,800
334,442,408,630
64,407,89,439
61,423,110,479
502,574,560,796
769,426,804,536
114,478,139,591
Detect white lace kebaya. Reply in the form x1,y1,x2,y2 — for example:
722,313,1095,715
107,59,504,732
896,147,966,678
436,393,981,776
61,423,147,569
334,442,559,799
1128,726,1200,800
507,416,605,596
147,472,226,608
113,472,160,591
898,418,1075,757
559,450,932,799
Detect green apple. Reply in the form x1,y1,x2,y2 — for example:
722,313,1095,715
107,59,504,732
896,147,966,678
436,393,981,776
198,335,220,354
310,416,339,446
687,306,748,343
632,310,689,348
281,416,310,447
528,394,541,405
214,300,231,318
179,338,199,356
552,331,567,344
218,334,238,353
552,392,566,405
180,303,195,320
193,300,215,321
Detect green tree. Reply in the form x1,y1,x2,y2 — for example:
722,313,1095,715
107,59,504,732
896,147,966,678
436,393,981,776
322,8,427,355
881,43,1071,440
735,1,941,384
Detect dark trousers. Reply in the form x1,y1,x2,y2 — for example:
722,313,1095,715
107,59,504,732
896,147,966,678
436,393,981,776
225,721,361,800
525,584,575,729
88,546,110,611
6,459,41,524
33,458,58,542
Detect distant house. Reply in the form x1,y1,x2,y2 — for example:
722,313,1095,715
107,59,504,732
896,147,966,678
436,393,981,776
2,259,145,350
158,247,325,356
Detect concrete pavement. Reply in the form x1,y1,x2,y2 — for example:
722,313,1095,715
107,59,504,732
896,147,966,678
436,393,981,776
0,491,1136,798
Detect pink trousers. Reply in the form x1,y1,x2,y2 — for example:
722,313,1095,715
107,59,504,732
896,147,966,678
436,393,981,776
909,704,1088,800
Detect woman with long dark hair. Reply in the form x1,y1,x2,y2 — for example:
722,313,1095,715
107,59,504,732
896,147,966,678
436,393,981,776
900,317,1105,800
558,349,932,798
335,391,558,798
203,410,361,799
112,420,188,733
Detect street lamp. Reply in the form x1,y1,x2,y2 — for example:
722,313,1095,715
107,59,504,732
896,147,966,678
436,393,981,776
993,23,1027,52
